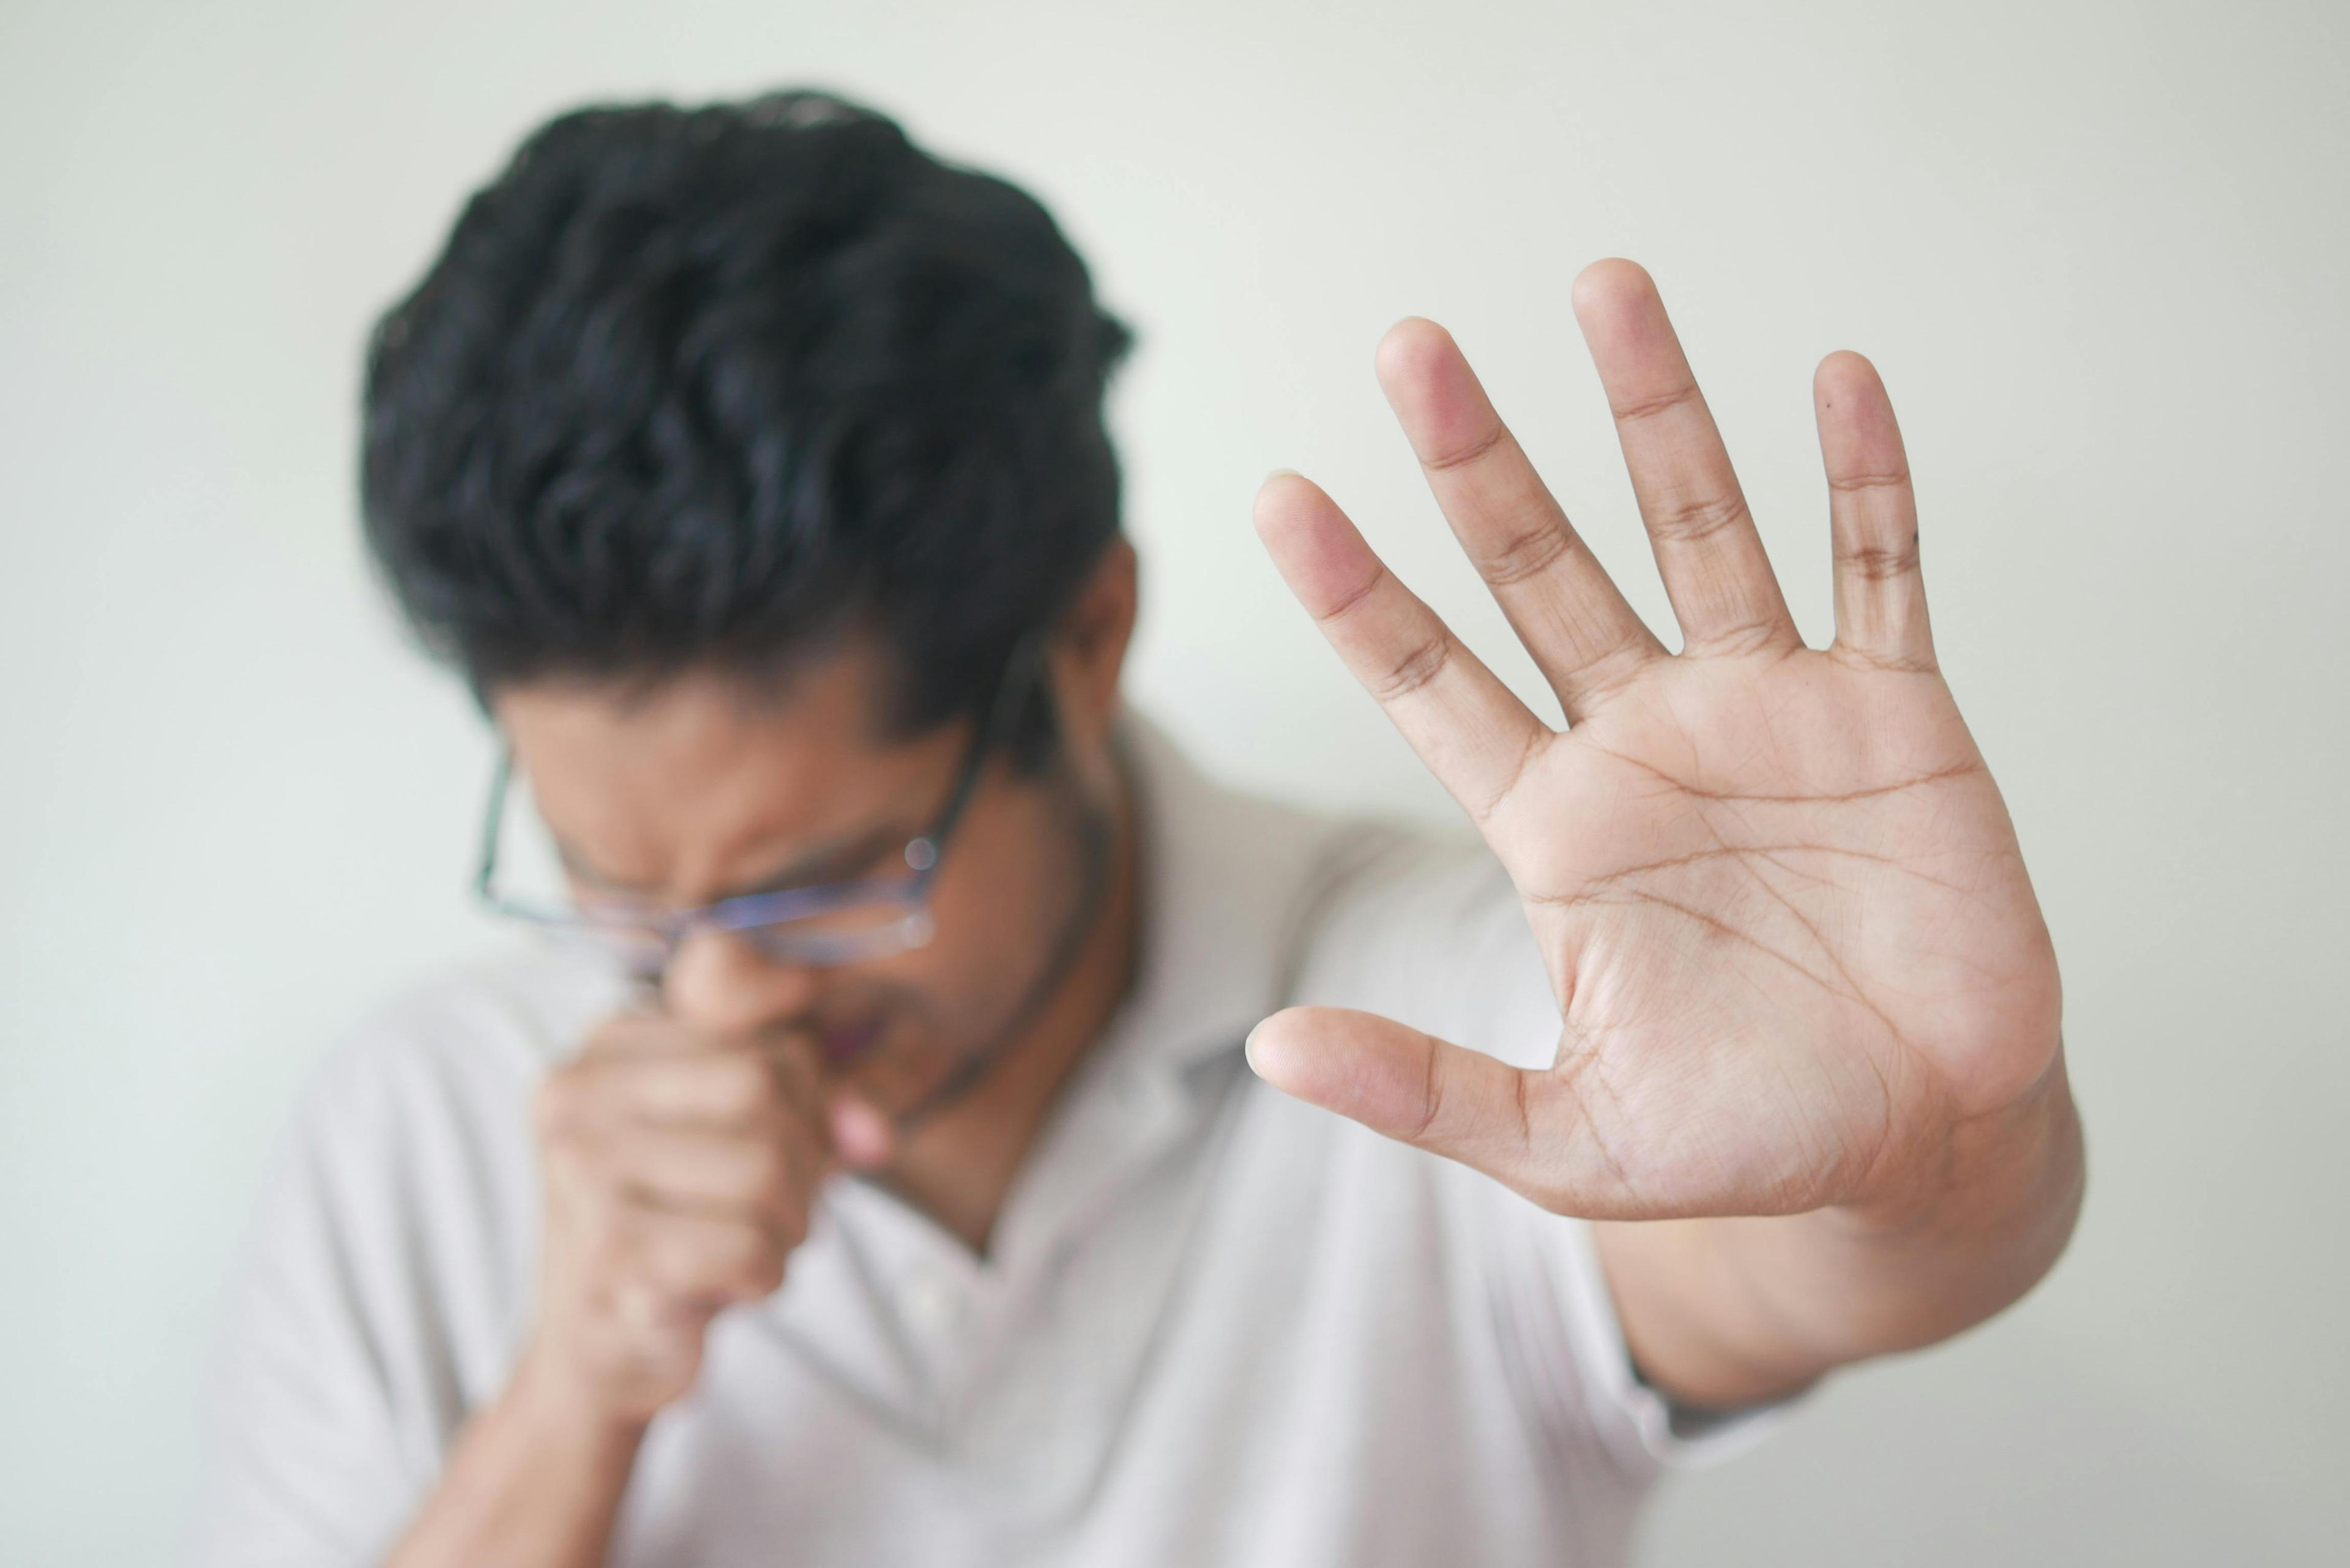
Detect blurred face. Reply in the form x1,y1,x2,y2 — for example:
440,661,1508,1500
493,623,1127,1125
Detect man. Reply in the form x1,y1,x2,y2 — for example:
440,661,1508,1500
193,91,2082,1567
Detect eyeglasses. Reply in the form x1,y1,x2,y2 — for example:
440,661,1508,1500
472,641,1042,980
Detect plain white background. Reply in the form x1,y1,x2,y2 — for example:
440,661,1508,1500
4,1,2345,1561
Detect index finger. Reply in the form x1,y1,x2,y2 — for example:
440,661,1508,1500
1253,471,1553,824
581,1017,825,1129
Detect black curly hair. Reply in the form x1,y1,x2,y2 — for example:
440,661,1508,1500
360,89,1132,764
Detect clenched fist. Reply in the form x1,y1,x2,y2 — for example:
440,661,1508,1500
520,1011,884,1423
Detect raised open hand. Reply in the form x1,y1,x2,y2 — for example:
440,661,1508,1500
1249,260,2062,1225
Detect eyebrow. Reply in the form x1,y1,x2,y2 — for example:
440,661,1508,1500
554,824,909,905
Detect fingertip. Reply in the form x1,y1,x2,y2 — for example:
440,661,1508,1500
1814,352,1908,460
1813,349,1884,404
1373,315,1457,388
1251,468,1324,543
1243,1007,1363,1109
1251,477,1381,619
1242,1012,1300,1087
1570,256,1656,318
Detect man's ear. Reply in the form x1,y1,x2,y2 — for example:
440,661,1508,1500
1050,537,1140,749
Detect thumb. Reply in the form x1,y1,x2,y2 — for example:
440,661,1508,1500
826,1093,896,1171
1245,1006,1574,1204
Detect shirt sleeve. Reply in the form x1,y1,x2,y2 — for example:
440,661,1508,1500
186,971,558,1568
1471,1179,1795,1476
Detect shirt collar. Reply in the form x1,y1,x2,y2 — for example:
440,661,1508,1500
1097,706,1346,1082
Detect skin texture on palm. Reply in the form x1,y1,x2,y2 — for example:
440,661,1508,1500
1248,259,2077,1405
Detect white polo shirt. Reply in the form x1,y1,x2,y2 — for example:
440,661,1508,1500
191,712,1771,1567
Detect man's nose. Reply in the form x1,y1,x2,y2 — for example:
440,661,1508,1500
662,927,824,1034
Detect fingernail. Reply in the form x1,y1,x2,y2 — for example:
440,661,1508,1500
1242,1020,1277,1078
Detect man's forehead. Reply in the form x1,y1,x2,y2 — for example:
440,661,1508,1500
494,644,889,765
490,646,952,897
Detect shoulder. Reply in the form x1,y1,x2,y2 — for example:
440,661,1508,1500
1122,707,1541,1062
222,944,622,1400
193,946,617,1564
252,942,627,1318
297,941,625,1140
1285,818,1552,1067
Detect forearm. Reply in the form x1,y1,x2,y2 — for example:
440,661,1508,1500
1595,1057,2085,1409
382,1352,647,1568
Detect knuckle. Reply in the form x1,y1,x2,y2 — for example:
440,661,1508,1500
1828,642,1938,676
636,1231,704,1296
1312,559,1388,627
707,1051,775,1116
533,1072,606,1161
1826,468,1909,494
1370,633,1453,704
1474,520,1574,588
1686,616,1795,659
1407,1044,1446,1143
1647,490,1751,547
1608,380,1701,425
1562,641,1652,708
542,1141,595,1198
1835,538,1920,582
1420,420,1507,474
590,1228,649,1293
577,1014,651,1065
742,1141,792,1197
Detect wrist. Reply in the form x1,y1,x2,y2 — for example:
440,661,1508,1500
382,1342,650,1568
1623,1056,2084,1406
503,1341,656,1454
1838,1047,2081,1241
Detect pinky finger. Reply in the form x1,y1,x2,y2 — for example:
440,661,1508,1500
1815,351,1934,671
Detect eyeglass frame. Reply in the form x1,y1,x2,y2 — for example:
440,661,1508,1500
471,635,1046,976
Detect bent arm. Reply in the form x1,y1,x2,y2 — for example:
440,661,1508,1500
382,1353,644,1568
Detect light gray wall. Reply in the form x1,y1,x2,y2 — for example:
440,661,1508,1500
3,1,2343,1561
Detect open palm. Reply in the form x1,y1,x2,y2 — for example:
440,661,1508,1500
1251,261,2061,1223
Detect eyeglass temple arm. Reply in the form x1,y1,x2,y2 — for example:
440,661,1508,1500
912,630,1053,867
474,745,514,899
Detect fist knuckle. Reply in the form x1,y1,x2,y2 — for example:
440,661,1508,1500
541,1141,588,1192
603,1231,659,1291
744,1141,792,1197
718,1052,778,1115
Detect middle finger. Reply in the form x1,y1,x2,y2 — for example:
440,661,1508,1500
1571,259,1799,656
